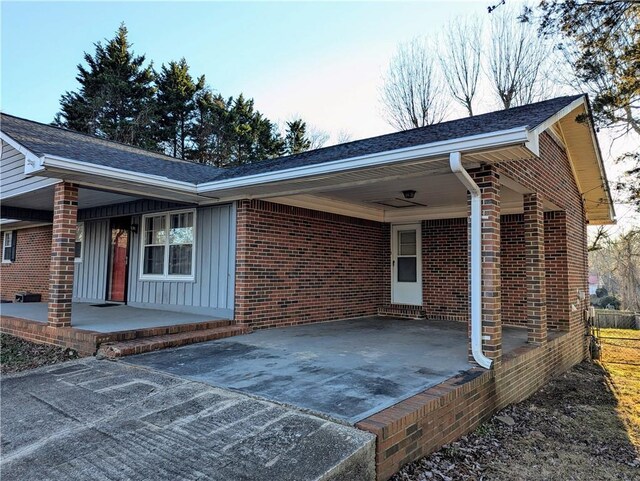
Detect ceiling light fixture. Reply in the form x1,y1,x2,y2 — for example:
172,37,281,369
402,190,416,199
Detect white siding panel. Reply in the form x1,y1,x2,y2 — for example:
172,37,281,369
1,141,58,198
73,219,109,302
127,205,235,318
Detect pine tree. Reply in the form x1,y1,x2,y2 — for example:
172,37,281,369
155,58,205,158
284,119,311,154
53,23,157,149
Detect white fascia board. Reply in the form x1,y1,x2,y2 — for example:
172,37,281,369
41,154,197,194
530,96,587,138
0,131,44,173
526,96,587,156
196,127,530,194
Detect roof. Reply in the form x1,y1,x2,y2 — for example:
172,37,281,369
211,94,585,182
1,95,583,184
0,114,222,184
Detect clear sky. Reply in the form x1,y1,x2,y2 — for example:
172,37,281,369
1,1,637,231
1,0,488,139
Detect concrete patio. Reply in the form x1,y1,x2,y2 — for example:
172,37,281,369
126,317,529,423
0,302,223,333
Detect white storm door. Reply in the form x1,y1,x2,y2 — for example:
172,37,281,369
391,224,422,306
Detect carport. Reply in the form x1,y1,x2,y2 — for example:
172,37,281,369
125,316,529,423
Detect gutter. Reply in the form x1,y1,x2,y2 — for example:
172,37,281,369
196,127,530,194
449,152,493,369
38,154,198,194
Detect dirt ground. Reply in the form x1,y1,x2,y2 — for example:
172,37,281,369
392,357,640,480
0,334,79,374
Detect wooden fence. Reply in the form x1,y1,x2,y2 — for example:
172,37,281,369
594,309,639,329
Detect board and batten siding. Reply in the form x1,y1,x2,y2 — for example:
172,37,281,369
127,204,236,319
1,140,58,199
73,219,109,302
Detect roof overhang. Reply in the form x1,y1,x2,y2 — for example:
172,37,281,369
528,96,615,225
195,127,534,201
20,153,202,203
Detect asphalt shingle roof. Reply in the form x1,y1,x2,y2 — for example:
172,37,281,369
0,115,222,184
1,94,583,185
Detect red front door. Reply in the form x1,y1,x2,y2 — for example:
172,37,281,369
108,228,129,302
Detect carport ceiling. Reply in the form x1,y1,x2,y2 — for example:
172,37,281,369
2,185,139,211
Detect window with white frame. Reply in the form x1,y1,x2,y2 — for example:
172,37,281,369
141,210,195,279
75,223,84,261
2,231,14,263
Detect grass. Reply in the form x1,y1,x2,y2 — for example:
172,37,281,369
598,327,640,448
392,329,640,481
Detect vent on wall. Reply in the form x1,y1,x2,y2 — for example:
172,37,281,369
371,198,428,209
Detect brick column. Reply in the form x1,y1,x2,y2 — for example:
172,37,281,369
48,182,78,327
524,193,547,344
469,166,502,363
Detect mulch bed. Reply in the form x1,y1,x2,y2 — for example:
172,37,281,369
1,334,80,374
391,362,640,481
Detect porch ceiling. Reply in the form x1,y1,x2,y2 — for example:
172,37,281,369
268,171,548,223
1,185,140,212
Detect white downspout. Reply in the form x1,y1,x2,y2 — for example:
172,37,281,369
449,152,493,369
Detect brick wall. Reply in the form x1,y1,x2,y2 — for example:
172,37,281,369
0,315,99,356
500,215,527,325
497,133,588,332
357,329,587,481
0,225,52,302
234,200,385,329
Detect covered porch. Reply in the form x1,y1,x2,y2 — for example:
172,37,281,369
0,302,224,333
125,316,532,424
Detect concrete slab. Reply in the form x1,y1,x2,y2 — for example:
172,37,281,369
0,302,221,332
125,317,529,423
0,359,375,481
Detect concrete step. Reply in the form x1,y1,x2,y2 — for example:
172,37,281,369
97,325,251,358
102,319,234,343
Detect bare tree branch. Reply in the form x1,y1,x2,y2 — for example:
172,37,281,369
380,38,447,130
439,17,483,116
487,5,555,109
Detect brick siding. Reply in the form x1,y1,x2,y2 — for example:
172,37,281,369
234,200,385,329
357,329,587,481
497,133,588,332
0,225,52,302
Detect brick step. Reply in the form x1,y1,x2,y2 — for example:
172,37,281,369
97,325,251,358
102,319,233,343
377,305,426,319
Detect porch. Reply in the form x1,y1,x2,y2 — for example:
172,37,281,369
125,316,531,424
0,302,246,356
0,302,224,332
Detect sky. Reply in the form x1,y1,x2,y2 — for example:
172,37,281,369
1,1,638,232
1,1,488,138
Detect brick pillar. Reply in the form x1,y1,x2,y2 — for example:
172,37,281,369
524,193,547,344
469,166,502,363
48,182,78,327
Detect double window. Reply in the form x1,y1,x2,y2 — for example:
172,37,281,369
141,210,195,280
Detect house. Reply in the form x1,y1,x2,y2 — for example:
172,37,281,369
0,94,614,479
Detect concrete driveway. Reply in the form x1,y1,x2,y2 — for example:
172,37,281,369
125,317,528,423
0,359,374,481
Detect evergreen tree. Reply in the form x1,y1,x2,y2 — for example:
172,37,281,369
155,58,205,158
53,23,157,149
284,119,311,154
226,94,284,166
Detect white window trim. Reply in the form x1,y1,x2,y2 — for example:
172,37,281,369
2,231,13,264
140,209,196,282
75,222,84,263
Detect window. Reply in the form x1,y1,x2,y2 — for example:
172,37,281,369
141,210,195,280
75,223,84,262
2,231,15,263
